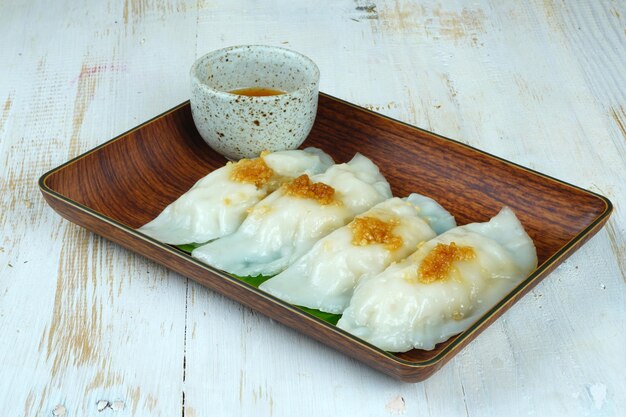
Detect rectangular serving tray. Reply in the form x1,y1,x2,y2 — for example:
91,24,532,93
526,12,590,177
39,93,612,382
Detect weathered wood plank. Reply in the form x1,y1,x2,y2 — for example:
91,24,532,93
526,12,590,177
0,0,197,415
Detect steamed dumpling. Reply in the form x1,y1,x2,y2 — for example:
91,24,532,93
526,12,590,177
337,207,538,352
138,148,333,245
259,194,456,314
192,153,392,277
405,193,456,234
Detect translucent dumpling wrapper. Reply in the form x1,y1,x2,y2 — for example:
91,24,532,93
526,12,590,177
192,153,393,277
137,147,333,245
404,193,456,235
337,207,538,352
259,194,456,314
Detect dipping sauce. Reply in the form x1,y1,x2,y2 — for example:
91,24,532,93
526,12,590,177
229,87,286,97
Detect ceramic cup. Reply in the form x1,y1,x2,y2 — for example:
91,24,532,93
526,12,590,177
190,45,320,160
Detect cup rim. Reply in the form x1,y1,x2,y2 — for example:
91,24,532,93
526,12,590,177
190,45,320,100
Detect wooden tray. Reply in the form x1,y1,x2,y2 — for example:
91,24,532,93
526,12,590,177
39,94,612,382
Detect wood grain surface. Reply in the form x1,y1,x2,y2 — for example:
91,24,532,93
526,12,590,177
1,0,625,414
39,96,612,381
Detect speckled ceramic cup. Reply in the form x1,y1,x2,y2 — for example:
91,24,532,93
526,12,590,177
190,45,320,160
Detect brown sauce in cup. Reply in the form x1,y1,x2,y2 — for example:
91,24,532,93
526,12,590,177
229,87,286,97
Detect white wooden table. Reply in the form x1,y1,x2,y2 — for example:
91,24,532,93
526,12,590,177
1,1,625,415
